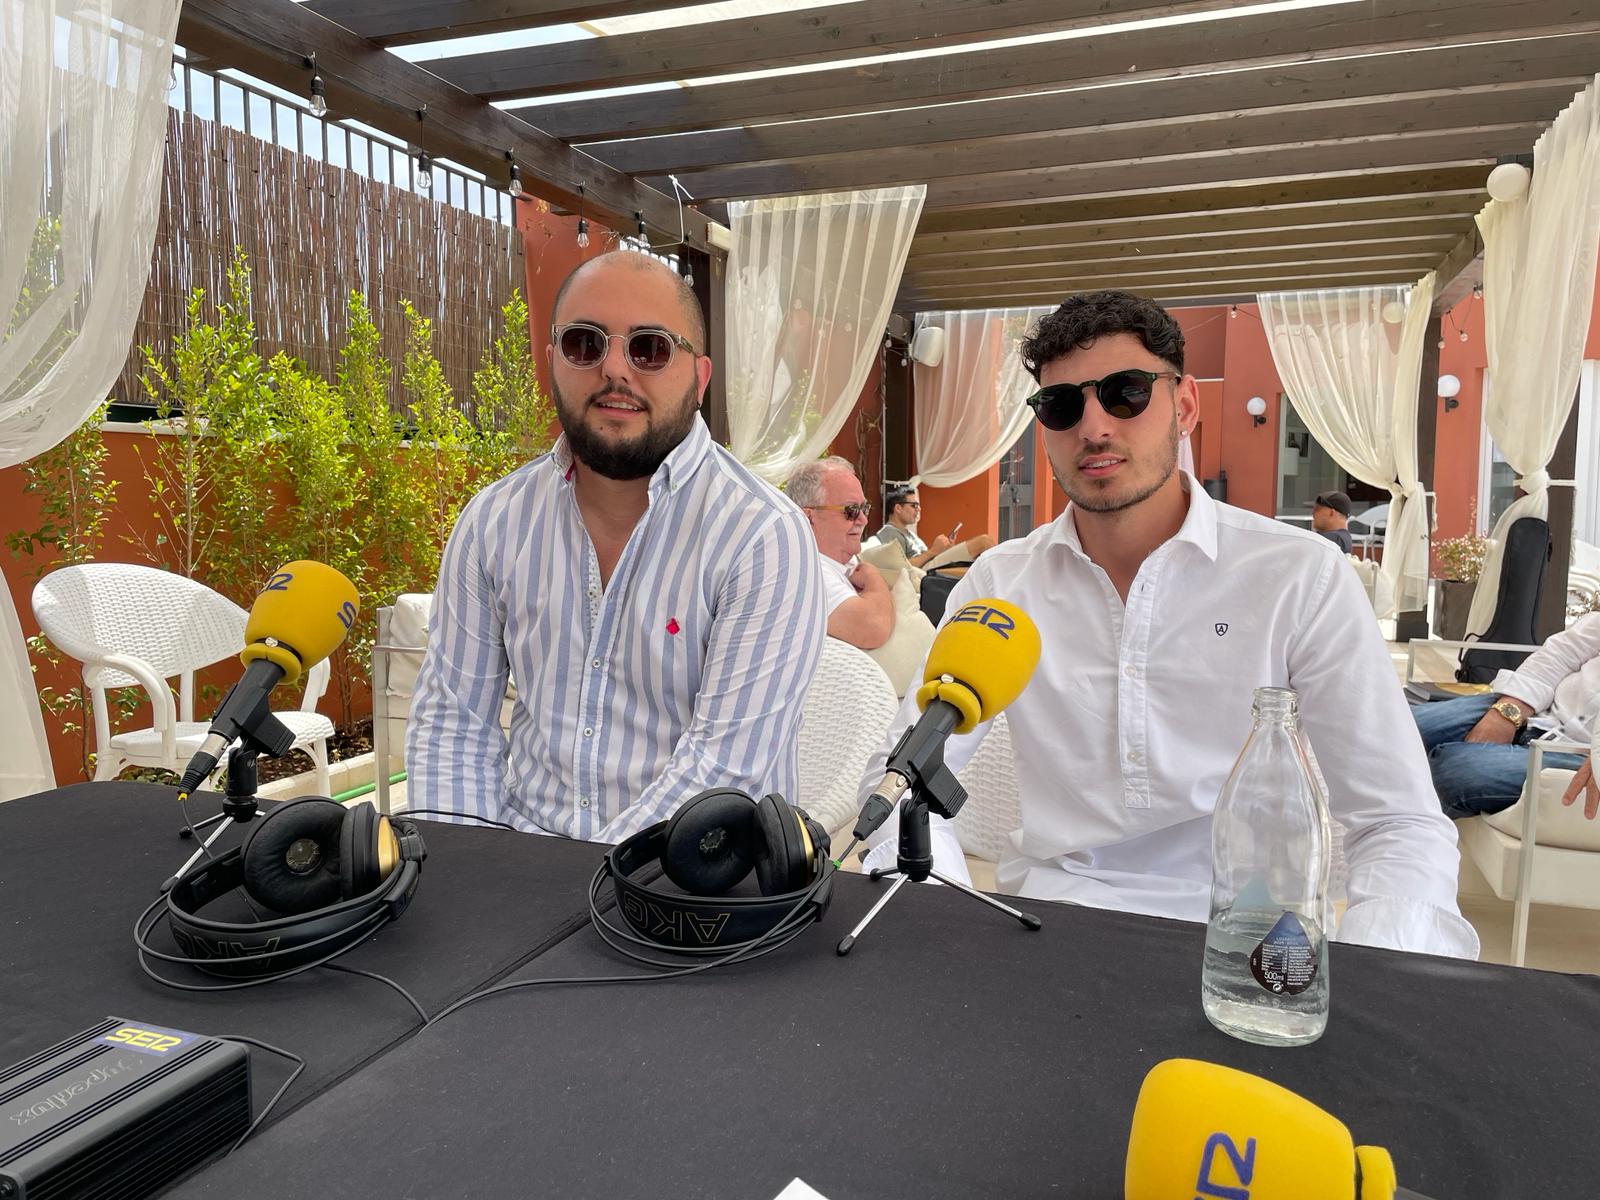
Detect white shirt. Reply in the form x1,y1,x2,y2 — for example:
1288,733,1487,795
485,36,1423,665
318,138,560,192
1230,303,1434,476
819,554,856,616
1492,611,1600,743
406,416,826,842
861,476,1478,959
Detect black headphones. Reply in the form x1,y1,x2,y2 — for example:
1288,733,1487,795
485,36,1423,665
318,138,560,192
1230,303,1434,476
598,789,834,955
138,798,427,984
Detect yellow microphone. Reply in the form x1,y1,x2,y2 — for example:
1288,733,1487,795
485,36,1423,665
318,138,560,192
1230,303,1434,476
176,562,360,796
1126,1060,1432,1200
853,598,1040,841
241,560,361,687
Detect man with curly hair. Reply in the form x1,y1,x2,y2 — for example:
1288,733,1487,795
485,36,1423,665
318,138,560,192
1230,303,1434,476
858,290,1477,958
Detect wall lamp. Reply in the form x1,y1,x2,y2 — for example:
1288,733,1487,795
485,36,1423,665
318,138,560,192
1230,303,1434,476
1438,374,1462,413
1246,396,1267,427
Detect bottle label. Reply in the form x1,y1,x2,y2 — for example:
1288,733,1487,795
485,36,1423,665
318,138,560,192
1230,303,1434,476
1249,911,1319,995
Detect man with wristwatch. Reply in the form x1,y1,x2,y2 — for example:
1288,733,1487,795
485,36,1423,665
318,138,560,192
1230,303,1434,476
1412,611,1600,820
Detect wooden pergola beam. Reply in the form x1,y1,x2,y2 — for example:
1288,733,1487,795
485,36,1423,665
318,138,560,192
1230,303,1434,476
176,0,716,252
916,176,1488,238
301,1,686,47
898,271,1425,310
915,129,1538,212
588,35,1600,175
431,0,1243,102
915,230,1465,267
522,0,1599,141
653,90,1569,202
903,261,1426,298
906,247,1448,286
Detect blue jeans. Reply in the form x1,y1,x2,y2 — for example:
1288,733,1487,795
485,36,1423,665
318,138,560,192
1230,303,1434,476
1411,695,1584,819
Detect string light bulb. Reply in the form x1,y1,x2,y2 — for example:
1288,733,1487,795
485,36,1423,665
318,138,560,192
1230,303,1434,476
1472,283,1484,300
1229,305,1238,319
636,211,646,240
507,157,524,198
1459,329,1469,343
305,54,328,116
414,107,431,194
575,183,589,248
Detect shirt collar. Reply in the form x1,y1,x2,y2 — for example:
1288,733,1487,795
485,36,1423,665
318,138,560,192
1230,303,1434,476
1051,471,1218,563
549,413,712,496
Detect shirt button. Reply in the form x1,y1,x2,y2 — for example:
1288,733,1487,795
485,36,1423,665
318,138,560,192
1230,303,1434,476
591,659,601,669
1124,665,1137,678
583,727,594,738
1127,750,1140,763
579,798,591,809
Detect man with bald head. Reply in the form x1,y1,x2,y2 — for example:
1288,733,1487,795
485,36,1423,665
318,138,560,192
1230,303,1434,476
408,251,825,839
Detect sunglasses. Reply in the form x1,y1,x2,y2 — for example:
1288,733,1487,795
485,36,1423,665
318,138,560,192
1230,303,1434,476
1025,369,1180,432
552,322,696,374
807,502,871,521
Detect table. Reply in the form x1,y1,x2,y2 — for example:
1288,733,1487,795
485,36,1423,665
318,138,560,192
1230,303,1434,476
6,785,1598,1198
0,784,603,1115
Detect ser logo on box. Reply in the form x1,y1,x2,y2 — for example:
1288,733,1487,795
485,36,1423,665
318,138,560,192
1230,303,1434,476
98,1024,197,1056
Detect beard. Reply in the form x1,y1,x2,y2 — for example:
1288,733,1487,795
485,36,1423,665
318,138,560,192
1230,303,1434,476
1057,410,1181,515
555,379,700,480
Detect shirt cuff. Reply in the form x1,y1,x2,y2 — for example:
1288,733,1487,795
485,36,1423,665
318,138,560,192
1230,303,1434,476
1335,896,1480,960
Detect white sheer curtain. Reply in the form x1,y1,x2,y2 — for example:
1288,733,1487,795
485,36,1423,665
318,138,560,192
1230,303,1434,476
910,306,1050,488
1465,74,1600,637
1258,276,1436,619
724,187,924,484
1,0,180,798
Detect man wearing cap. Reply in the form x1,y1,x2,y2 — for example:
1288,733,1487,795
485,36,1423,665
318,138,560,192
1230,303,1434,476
1311,491,1353,553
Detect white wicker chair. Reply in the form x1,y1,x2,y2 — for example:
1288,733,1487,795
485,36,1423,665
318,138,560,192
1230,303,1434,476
797,638,901,836
31,563,333,791
951,713,1022,863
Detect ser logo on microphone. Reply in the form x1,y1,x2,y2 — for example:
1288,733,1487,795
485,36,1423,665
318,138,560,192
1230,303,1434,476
949,603,1015,639
1193,1131,1255,1200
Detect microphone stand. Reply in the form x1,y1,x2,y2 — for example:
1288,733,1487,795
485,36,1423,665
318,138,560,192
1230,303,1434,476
837,718,1041,955
166,741,274,890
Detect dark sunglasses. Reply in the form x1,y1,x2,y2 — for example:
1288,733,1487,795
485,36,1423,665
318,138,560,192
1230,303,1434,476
552,322,695,374
806,502,872,521
1025,369,1180,432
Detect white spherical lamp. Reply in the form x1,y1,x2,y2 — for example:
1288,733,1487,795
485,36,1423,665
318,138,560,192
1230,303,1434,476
1381,300,1406,325
1437,374,1462,399
1245,395,1267,427
1487,162,1531,203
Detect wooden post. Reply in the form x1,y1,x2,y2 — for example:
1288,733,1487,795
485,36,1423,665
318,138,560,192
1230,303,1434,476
686,247,728,446
1535,393,1581,641
1395,313,1441,642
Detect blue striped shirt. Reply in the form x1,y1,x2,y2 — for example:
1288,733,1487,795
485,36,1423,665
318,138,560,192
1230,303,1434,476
405,415,826,841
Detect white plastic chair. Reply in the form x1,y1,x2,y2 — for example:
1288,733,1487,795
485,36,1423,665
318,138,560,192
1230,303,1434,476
951,713,1021,863
797,638,901,836
1458,736,1600,966
31,563,333,791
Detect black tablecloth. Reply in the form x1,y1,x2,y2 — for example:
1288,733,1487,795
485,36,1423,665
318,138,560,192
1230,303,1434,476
168,854,1600,1200
0,783,603,1119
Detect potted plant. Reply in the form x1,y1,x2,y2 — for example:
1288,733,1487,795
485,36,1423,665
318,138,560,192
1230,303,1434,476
1433,511,1489,641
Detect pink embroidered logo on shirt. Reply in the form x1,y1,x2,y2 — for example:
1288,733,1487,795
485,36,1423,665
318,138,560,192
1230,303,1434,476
665,618,681,635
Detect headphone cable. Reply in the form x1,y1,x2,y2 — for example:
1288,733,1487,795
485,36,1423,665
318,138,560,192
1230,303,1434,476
424,837,859,1027
212,1035,306,1153
319,962,428,1024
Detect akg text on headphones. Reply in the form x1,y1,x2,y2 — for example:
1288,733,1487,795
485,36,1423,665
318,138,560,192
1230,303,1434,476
139,798,427,983
598,789,834,954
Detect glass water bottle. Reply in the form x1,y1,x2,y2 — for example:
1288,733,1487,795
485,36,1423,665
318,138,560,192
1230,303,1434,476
1201,687,1332,1047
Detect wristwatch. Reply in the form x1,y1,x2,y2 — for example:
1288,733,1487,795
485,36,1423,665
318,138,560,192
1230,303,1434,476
1491,699,1528,730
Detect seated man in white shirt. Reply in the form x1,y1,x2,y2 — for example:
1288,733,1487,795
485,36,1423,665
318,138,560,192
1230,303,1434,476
1412,611,1600,820
407,251,825,839
874,482,952,568
789,457,894,651
859,289,1477,958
